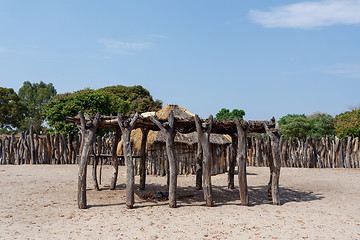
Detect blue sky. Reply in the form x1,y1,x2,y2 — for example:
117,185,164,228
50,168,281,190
1,0,360,120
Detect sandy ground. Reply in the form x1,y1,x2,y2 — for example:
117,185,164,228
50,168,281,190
0,165,359,240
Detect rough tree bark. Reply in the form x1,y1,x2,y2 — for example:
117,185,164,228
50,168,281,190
110,130,121,190
235,119,249,206
228,133,237,189
196,143,203,190
77,111,101,209
150,111,177,208
139,128,149,190
194,114,214,207
118,112,139,209
263,122,281,205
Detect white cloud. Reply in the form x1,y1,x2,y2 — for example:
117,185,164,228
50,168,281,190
327,63,360,78
98,39,150,54
149,34,167,39
249,0,360,29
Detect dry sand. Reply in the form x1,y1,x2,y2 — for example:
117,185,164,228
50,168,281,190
0,165,359,239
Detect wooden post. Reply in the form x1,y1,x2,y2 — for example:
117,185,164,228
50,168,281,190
77,111,101,209
264,122,281,205
150,111,177,208
139,128,149,190
29,125,37,164
227,133,237,189
196,143,203,190
110,129,121,190
345,137,352,168
235,119,249,206
118,112,139,209
194,114,214,207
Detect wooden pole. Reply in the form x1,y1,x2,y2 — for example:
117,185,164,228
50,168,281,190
77,111,101,209
118,112,139,209
235,119,249,206
195,143,203,190
194,114,214,207
139,128,149,190
264,122,281,205
150,110,177,208
227,133,237,189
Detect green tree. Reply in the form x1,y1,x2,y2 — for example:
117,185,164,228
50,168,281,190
335,109,360,138
18,81,57,132
278,114,311,140
99,85,162,113
43,85,162,133
308,112,335,138
0,87,25,130
215,108,245,120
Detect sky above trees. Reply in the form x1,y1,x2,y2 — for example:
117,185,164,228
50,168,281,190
1,0,359,120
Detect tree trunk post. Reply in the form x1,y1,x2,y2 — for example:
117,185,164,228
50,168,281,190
29,125,37,164
194,114,214,207
196,143,203,190
77,111,101,209
118,113,139,209
139,128,149,190
264,122,281,205
228,133,237,189
235,119,249,206
150,110,177,208
110,130,121,190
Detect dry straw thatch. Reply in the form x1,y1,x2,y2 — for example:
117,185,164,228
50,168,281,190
117,105,230,154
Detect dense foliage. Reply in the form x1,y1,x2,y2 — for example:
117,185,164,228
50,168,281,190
309,112,335,139
335,109,360,138
215,108,245,120
18,81,57,132
278,113,335,140
0,87,25,130
43,85,162,133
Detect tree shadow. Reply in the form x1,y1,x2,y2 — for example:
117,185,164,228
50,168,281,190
134,183,325,207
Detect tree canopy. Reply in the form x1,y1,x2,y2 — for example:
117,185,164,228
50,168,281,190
335,109,360,138
43,85,162,133
0,87,25,130
215,108,245,120
278,113,335,140
18,81,57,132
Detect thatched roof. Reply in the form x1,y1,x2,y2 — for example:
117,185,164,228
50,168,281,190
117,105,231,154
155,105,195,120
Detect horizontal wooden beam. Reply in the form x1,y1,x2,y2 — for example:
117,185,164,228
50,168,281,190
67,115,276,134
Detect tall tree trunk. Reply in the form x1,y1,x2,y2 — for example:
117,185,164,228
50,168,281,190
235,119,249,206
194,114,214,207
196,143,203,190
139,128,149,190
110,130,121,190
118,113,139,209
264,123,281,205
228,133,237,189
77,111,101,209
150,111,177,208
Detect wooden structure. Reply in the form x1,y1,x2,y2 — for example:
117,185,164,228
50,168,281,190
67,105,280,209
117,105,231,177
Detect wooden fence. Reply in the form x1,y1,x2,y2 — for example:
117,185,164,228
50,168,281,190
1,130,359,169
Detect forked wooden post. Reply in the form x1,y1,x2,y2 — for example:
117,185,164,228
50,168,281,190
110,129,121,190
139,128,149,190
228,133,237,189
263,122,281,205
194,114,214,207
77,111,101,209
235,119,249,206
150,110,177,208
117,113,139,209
